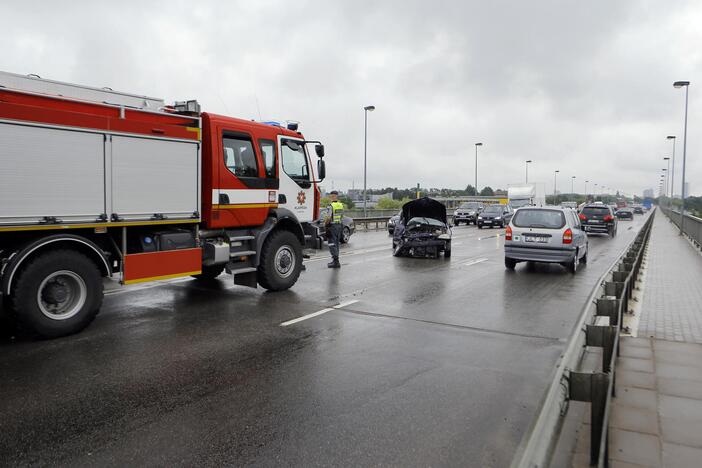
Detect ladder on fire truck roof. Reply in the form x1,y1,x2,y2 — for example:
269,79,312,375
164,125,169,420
0,70,168,111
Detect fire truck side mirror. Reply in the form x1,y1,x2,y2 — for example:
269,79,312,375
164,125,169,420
317,159,326,180
315,144,325,158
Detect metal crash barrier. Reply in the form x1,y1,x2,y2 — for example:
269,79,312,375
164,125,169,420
511,210,656,468
660,205,702,250
352,212,456,231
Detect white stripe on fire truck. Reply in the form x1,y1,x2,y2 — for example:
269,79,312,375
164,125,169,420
213,189,277,205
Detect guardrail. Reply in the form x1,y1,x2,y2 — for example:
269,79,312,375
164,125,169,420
660,206,702,250
353,217,392,231
352,213,457,231
511,210,656,468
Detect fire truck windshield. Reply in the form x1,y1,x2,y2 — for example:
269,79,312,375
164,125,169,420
281,139,309,182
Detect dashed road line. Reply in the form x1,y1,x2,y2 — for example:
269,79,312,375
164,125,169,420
463,257,488,267
280,299,360,326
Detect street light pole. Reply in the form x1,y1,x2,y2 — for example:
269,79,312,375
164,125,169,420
525,160,532,184
673,81,690,235
667,136,676,200
663,160,670,202
585,180,589,198
571,176,576,198
475,142,483,195
553,170,559,203
363,105,375,218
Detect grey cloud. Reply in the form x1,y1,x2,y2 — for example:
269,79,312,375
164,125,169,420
1,0,699,196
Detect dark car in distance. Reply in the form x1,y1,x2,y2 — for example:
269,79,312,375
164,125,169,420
453,202,484,226
579,203,618,236
387,211,401,234
315,207,355,243
633,206,644,214
616,207,634,220
477,205,513,229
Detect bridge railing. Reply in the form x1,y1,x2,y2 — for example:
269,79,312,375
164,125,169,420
511,210,656,468
660,206,702,250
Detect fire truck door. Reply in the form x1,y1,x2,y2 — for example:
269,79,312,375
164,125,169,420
278,137,315,223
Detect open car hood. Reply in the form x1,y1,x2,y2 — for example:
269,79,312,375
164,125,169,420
401,197,447,224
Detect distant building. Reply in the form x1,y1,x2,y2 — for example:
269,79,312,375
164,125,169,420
347,190,392,208
643,188,654,198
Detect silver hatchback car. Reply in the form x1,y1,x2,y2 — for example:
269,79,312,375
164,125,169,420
504,207,588,273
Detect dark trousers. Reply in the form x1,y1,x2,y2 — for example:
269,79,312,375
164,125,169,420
328,223,342,261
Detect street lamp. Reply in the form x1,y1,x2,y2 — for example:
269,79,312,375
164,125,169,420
571,176,576,197
663,157,670,196
363,105,375,218
673,81,690,235
474,143,483,195
525,160,532,183
554,170,559,203
666,136,676,199
585,180,589,198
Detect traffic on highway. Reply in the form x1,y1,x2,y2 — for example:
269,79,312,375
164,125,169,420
1,2,699,467
0,207,651,466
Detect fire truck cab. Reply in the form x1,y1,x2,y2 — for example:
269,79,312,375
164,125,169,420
0,71,326,337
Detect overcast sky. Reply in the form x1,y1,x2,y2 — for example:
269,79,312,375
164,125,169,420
3,0,700,196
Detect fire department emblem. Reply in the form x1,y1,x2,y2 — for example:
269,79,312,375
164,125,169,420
297,191,306,205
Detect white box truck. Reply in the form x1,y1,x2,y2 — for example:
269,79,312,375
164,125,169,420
508,184,546,208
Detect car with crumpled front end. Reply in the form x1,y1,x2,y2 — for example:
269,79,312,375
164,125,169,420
453,202,483,225
504,207,588,273
392,197,451,258
579,204,618,236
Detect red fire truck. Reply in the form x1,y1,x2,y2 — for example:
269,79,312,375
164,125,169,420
0,71,327,337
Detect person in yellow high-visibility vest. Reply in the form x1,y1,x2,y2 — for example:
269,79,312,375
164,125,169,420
325,191,345,268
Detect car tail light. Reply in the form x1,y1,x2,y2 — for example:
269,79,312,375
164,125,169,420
578,213,587,221
505,226,512,241
563,228,573,244
604,215,613,222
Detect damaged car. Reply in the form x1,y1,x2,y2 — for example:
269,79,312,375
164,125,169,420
392,197,451,258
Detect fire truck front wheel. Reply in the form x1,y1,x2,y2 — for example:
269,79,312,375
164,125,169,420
10,249,103,338
257,230,303,291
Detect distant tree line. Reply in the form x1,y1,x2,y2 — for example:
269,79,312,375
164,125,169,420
366,185,504,199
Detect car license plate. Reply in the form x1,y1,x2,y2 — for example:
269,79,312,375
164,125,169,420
524,236,548,243
484,220,492,224
591,220,602,223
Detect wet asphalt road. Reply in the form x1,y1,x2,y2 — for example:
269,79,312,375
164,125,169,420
0,215,648,467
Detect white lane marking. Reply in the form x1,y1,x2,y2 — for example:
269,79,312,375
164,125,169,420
280,308,334,326
280,299,360,326
463,257,488,267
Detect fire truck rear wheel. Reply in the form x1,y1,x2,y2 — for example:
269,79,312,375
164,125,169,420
192,264,225,280
257,230,303,291
11,249,103,338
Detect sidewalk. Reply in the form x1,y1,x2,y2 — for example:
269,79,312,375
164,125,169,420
608,212,702,467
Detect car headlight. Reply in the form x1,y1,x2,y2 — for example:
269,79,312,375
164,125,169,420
438,233,451,240
478,216,483,220
495,217,501,220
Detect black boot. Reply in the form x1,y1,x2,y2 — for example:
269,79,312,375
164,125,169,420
327,259,341,268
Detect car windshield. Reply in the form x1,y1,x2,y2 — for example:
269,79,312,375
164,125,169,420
582,207,610,216
512,209,565,229
483,206,503,214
